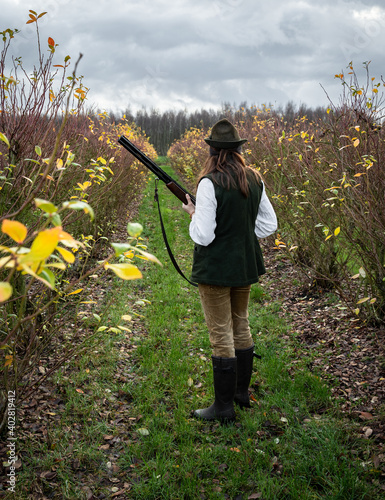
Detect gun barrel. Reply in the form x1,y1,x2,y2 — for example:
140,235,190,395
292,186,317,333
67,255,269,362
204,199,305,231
118,135,196,205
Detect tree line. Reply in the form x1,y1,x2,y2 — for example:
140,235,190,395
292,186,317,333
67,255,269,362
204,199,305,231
108,101,329,155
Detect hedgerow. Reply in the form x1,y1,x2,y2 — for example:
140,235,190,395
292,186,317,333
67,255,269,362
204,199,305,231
0,11,159,433
168,64,385,323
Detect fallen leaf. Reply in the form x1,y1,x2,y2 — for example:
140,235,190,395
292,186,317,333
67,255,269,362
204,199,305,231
40,470,57,480
111,489,129,498
359,412,374,420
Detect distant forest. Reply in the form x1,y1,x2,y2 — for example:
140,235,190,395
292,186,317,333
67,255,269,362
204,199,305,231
109,101,328,155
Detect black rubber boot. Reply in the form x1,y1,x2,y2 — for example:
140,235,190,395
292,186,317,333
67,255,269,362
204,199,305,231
234,345,255,409
193,356,237,422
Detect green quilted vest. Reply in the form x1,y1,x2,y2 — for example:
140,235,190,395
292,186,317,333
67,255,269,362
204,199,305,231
191,171,265,286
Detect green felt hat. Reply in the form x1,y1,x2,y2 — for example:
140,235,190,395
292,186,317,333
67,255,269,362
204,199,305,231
204,118,247,149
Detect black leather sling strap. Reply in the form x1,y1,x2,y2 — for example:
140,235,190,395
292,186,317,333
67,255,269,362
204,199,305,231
154,179,198,287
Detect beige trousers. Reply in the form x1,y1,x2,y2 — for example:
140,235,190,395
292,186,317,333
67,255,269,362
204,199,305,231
198,284,254,358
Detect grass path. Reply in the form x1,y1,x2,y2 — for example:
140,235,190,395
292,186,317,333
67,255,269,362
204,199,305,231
8,160,381,499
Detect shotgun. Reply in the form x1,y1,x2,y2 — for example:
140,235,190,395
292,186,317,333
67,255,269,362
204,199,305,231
118,135,196,205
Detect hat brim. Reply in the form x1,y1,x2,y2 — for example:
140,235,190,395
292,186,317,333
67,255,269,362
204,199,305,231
204,138,247,149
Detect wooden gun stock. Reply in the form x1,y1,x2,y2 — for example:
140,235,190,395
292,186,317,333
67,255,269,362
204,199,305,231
166,182,190,205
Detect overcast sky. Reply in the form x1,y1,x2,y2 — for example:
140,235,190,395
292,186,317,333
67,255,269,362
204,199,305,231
2,0,385,115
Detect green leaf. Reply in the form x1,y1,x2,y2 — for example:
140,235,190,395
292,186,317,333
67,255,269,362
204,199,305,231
127,222,143,238
62,200,95,221
35,198,57,214
51,213,62,227
39,268,56,289
35,145,42,156
111,242,132,256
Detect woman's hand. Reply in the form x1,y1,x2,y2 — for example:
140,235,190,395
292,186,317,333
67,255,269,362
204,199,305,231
182,194,195,217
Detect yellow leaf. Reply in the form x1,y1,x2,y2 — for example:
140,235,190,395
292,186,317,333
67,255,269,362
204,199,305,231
55,228,81,249
45,262,66,270
1,219,28,243
334,227,341,236
56,246,75,263
357,297,370,304
27,227,60,262
121,315,132,321
104,263,142,280
67,288,83,296
0,132,10,148
0,282,13,302
77,181,92,190
353,138,360,147
117,326,132,332
56,158,64,169
4,355,13,367
0,255,17,269
325,234,332,241
134,247,162,265
370,298,377,304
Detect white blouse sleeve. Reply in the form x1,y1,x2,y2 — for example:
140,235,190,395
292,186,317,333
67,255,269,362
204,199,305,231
189,178,217,246
255,182,278,238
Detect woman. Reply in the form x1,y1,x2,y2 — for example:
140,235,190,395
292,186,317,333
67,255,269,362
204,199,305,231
182,118,277,422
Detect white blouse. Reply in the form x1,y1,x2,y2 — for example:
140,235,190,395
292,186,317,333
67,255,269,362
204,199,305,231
189,178,278,246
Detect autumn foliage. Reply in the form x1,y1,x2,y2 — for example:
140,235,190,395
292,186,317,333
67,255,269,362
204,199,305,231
0,11,159,432
168,66,385,323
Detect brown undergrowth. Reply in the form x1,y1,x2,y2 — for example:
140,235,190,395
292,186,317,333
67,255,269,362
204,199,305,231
262,244,385,474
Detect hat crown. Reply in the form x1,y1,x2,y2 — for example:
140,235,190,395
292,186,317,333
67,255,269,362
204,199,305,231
210,119,241,142
204,118,247,149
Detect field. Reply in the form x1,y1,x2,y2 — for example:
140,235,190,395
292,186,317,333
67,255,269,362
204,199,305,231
1,10,385,500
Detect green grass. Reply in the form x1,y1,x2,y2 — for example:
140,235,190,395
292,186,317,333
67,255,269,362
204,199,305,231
9,161,381,499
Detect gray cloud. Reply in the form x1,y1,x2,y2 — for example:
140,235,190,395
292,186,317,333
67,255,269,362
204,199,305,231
2,0,385,113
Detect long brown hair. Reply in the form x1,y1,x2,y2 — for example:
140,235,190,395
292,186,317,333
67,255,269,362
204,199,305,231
197,148,262,197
